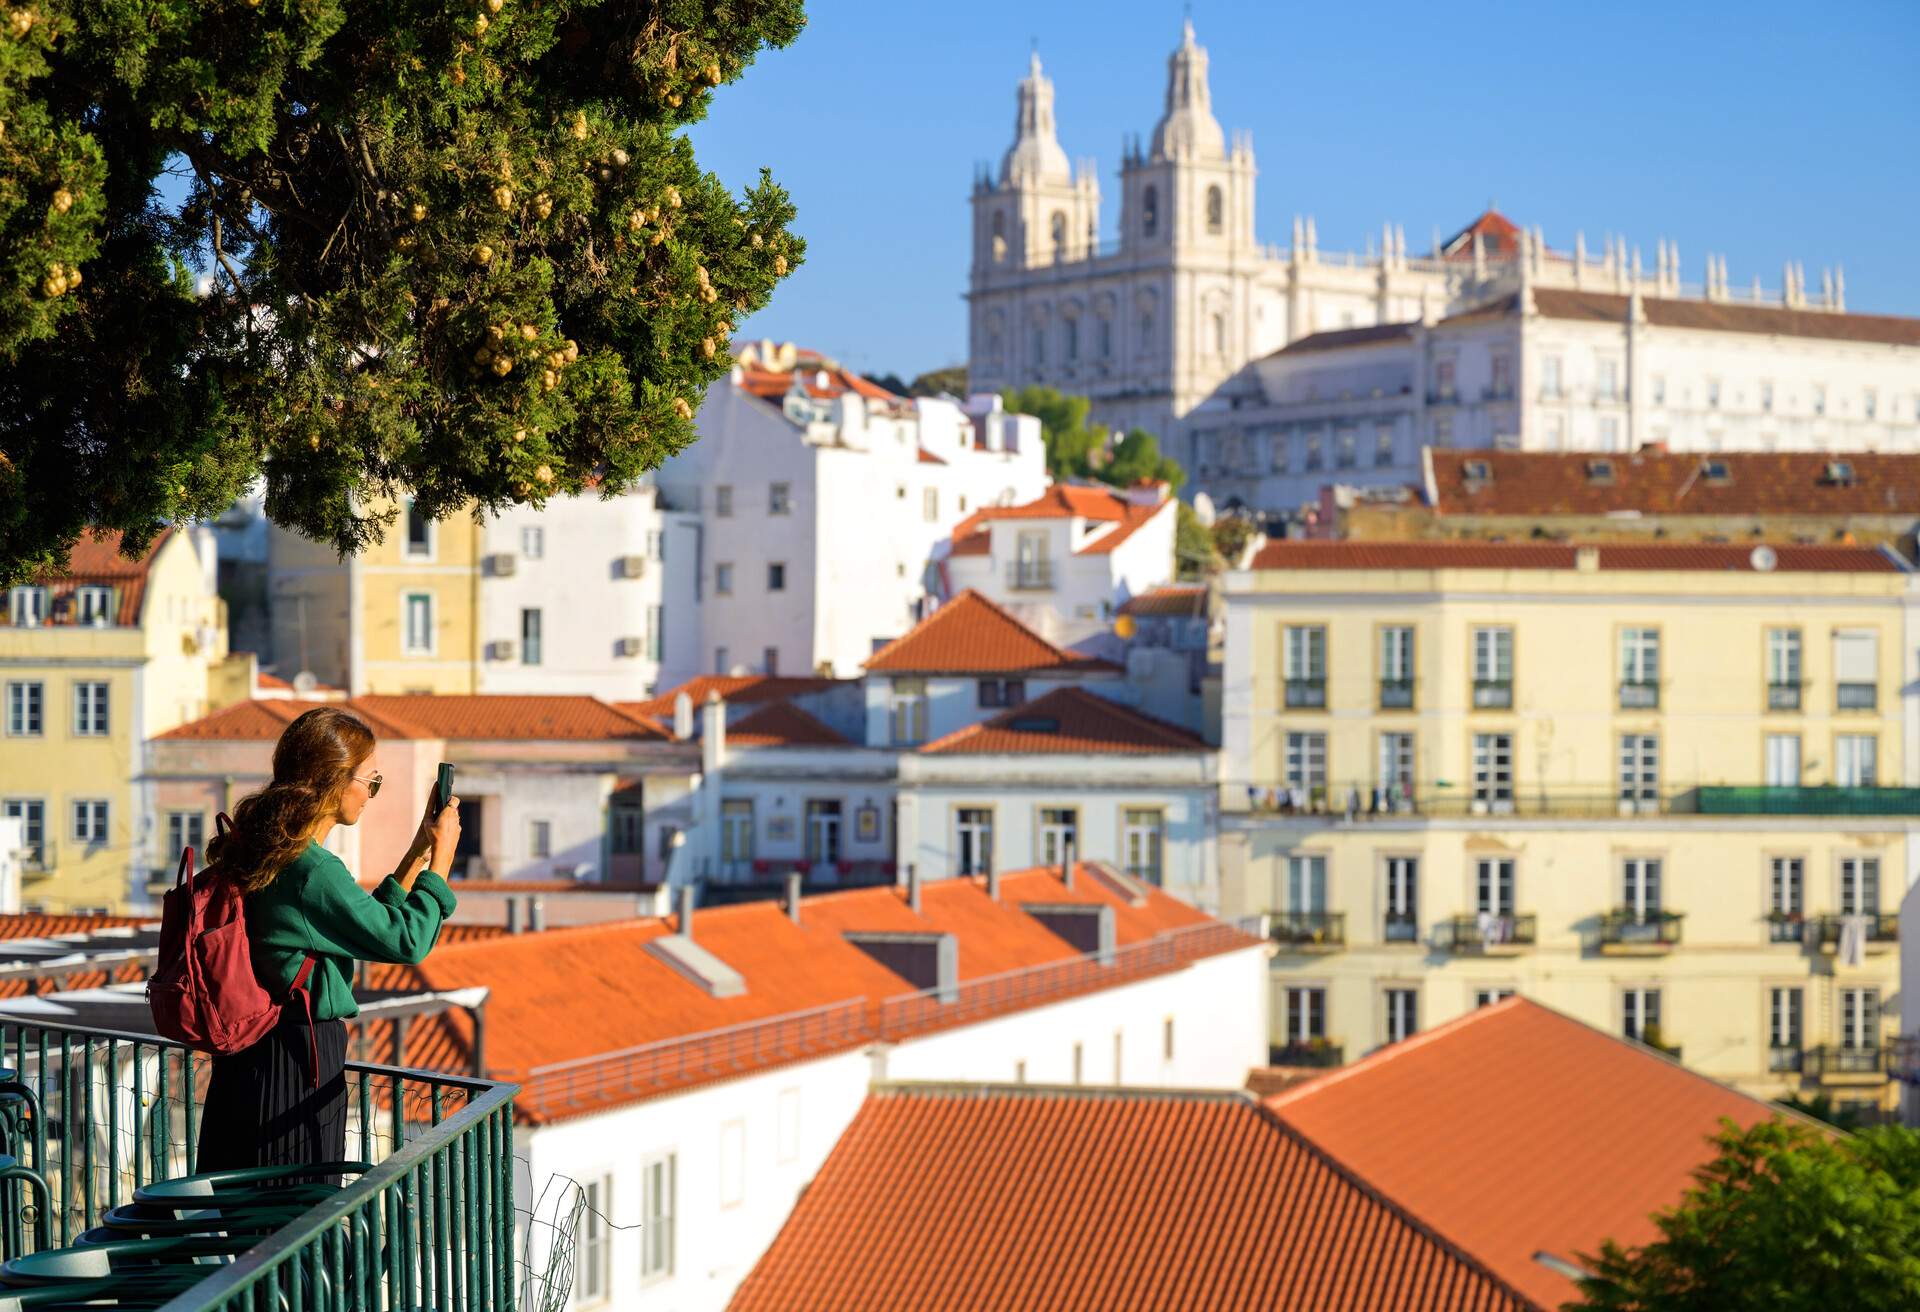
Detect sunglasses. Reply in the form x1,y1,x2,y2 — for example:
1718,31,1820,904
352,771,383,798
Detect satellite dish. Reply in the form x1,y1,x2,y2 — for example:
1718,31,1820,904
1749,545,1777,573
1192,492,1217,527
292,671,318,693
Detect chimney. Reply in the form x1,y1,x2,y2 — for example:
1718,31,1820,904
785,871,803,925
701,693,726,774
506,898,521,934
987,860,1001,902
908,864,922,914
678,885,695,939
1575,546,1601,573
1062,836,1076,890
673,691,695,740
527,896,545,932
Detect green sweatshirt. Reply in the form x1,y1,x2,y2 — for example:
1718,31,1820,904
245,840,458,1021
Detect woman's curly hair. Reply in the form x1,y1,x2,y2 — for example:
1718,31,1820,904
207,707,375,892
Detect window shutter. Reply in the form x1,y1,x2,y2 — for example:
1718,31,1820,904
1833,630,1877,682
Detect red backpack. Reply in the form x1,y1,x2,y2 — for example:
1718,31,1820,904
148,813,314,1058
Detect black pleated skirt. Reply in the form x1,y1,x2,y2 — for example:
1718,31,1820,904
197,1010,348,1174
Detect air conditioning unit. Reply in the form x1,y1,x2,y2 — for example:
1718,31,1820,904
618,555,648,579
614,637,644,658
485,553,518,577
485,640,515,661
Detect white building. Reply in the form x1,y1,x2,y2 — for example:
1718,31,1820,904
938,482,1179,650
476,483,701,699
657,342,1049,680
967,24,1920,512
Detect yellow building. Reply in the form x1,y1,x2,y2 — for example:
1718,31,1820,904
268,498,482,695
0,528,227,911
1220,538,1917,1113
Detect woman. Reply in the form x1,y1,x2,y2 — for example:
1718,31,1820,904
197,705,461,1171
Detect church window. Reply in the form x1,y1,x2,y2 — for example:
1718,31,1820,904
1304,430,1324,471
1032,327,1045,368
1212,313,1227,357
1206,185,1224,234
1335,429,1358,469
1269,428,1290,473
991,212,1007,263
1374,425,1395,467
1097,316,1112,359
1143,186,1159,238
1138,309,1155,353
1050,211,1067,261
1065,316,1079,362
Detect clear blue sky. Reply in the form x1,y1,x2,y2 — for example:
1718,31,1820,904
686,0,1920,381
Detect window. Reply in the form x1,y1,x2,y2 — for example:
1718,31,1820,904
575,1176,611,1305
521,526,545,559
1490,354,1512,397
1619,629,1658,707
1050,211,1066,261
1379,626,1414,708
889,677,928,746
165,811,203,861
5,682,43,736
1163,1016,1175,1060
1618,733,1659,807
1205,184,1223,233
1475,858,1515,917
1284,732,1327,793
923,487,939,523
1122,808,1164,885
777,1087,801,1164
1284,987,1327,1043
1761,380,1774,412
1707,379,1721,408
1765,734,1800,787
520,609,543,666
1840,856,1880,916
648,605,663,662
1471,627,1513,707
1304,430,1324,469
1597,359,1619,400
1335,428,1357,469
1621,857,1662,917
404,500,432,558
611,806,644,856
1766,628,1801,708
1833,630,1877,709
714,562,733,596
1097,316,1112,359
1621,988,1662,1043
529,819,552,860
1599,417,1620,450
1433,415,1452,445
1840,988,1880,1050
719,1120,745,1209
1541,355,1563,397
1142,184,1158,238
1474,988,1515,1008
4,800,44,864
767,562,786,592
1544,415,1565,449
714,646,730,674
402,592,434,655
769,482,791,515
956,808,994,876
1472,733,1513,810
1284,625,1327,707
640,1153,675,1280
1762,855,1803,942
1039,807,1078,867
8,586,47,627
70,681,109,737
1769,987,1803,1070
647,529,665,561
1383,857,1418,942
762,645,778,675
1837,734,1877,787
1013,531,1049,589
1212,313,1227,357
977,678,1025,709
715,799,754,868
1433,359,1456,401
1373,424,1394,468
74,586,112,625
1651,374,1666,405
1384,988,1418,1044
71,800,108,845
713,485,734,519
1813,384,1826,416
1865,388,1878,419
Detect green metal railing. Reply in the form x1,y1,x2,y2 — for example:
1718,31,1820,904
1696,786,1920,816
0,1017,517,1311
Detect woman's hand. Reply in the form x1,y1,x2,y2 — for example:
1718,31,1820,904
429,796,461,876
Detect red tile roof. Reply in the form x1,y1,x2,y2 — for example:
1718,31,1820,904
1270,321,1417,357
1120,584,1209,618
864,590,1120,674
1,529,174,628
1248,539,1902,574
916,447,946,465
724,700,850,748
622,675,841,723
1426,449,1920,518
732,1084,1532,1312
1439,207,1524,259
733,350,906,409
0,913,155,939
1446,286,1920,347
946,484,1169,559
1266,998,1818,1311
158,695,669,741
920,686,1208,755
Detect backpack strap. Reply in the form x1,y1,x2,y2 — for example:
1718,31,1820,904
214,812,234,838
287,954,321,1090
175,846,194,889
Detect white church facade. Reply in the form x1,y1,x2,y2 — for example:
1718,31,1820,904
967,23,1920,513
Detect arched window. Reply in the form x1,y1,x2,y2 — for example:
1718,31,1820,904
1097,316,1112,359
1213,312,1227,356
1142,186,1159,239
991,212,1007,263
1206,185,1224,234
1050,211,1067,261
1065,316,1079,361
1138,308,1155,352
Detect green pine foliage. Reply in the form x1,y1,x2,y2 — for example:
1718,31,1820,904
1570,1118,1920,1312
0,0,807,582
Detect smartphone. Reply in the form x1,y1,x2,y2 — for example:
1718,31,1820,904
436,763,456,816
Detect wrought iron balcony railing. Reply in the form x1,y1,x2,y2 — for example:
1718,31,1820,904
1804,1044,1887,1079
1471,679,1513,709
1005,560,1054,591
1382,911,1420,944
1377,679,1414,710
1618,681,1659,710
1437,913,1538,953
1767,682,1801,711
1284,678,1327,709
1599,909,1685,949
1238,783,1920,821
1271,1040,1344,1068
1768,1046,1804,1073
1836,682,1878,711
1268,911,1346,952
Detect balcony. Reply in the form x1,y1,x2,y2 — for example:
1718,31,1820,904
1378,679,1414,710
1471,679,1513,709
1618,681,1660,710
1804,1044,1889,1086
1437,913,1537,956
1696,786,1920,817
1382,911,1420,944
1768,1046,1804,1074
1767,682,1802,711
1269,911,1346,953
1889,1036,1920,1084
1808,913,1899,955
19,841,55,878
1836,682,1877,711
1598,909,1684,954
0,1016,515,1310
1767,912,1806,944
1270,1039,1344,1068
1632,1034,1683,1062
1284,678,1327,709
1006,560,1054,591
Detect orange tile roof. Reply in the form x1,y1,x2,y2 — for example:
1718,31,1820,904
916,447,946,465
947,485,1168,559
919,686,1208,755
1,528,173,628
0,913,156,939
1439,207,1524,259
622,675,841,722
1266,998,1818,1311
731,1084,1533,1312
1248,539,1902,574
1425,449,1920,518
1444,286,1920,347
1270,321,1417,357
158,695,668,742
1120,584,1209,618
724,700,851,747
733,352,905,408
864,590,1120,675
